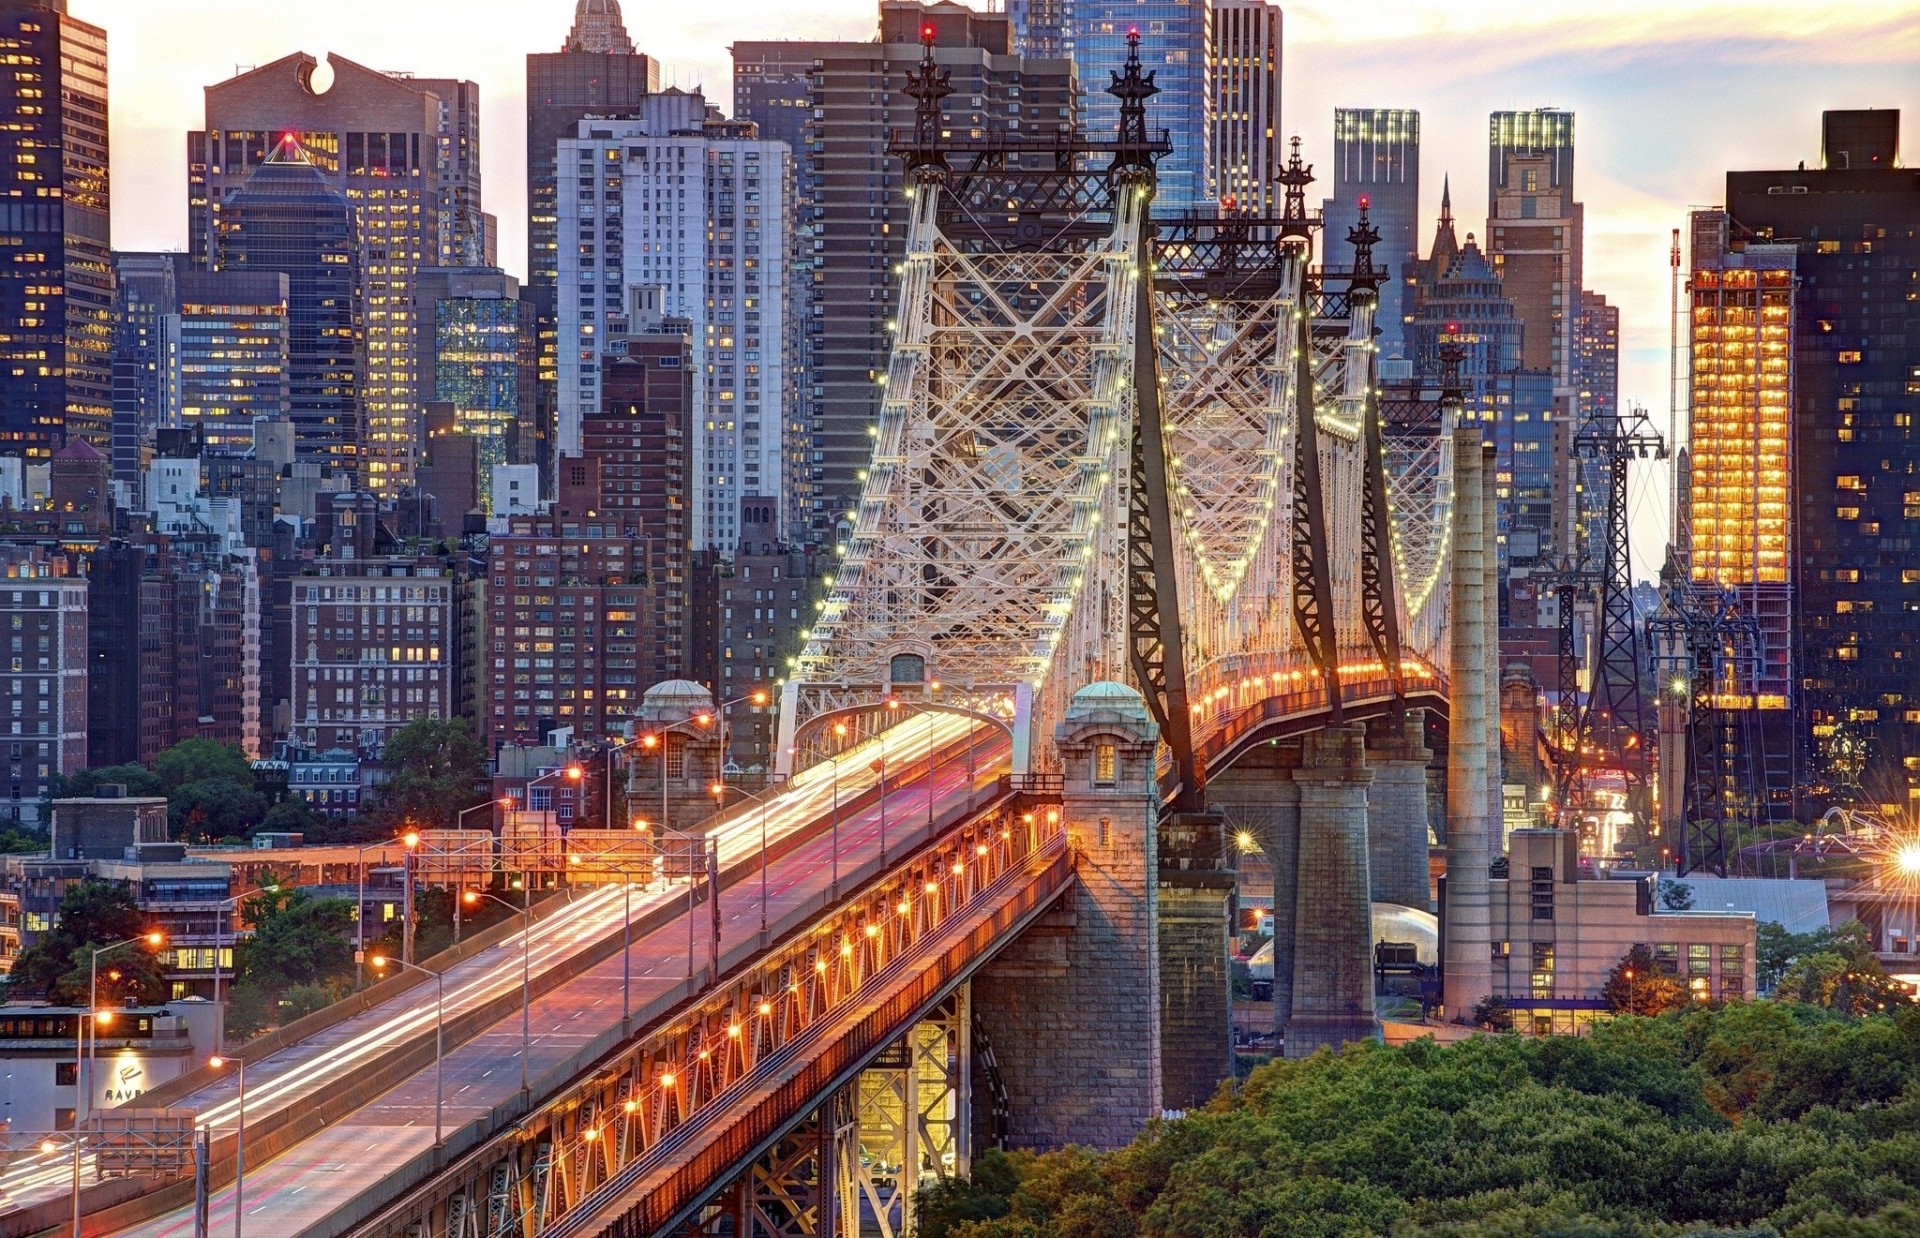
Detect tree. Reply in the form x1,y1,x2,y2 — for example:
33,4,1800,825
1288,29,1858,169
1602,944,1688,1016
377,717,486,828
57,941,169,1008
5,881,157,1003
1771,922,1913,1016
1471,995,1516,1031
52,763,165,800
255,796,319,837
152,738,254,792
1658,878,1695,911
169,776,268,841
237,891,356,997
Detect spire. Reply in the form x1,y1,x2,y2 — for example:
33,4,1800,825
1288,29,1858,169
1108,25,1160,173
1347,195,1383,295
1276,135,1315,247
1426,171,1460,279
1440,173,1452,225
899,20,953,175
563,0,635,55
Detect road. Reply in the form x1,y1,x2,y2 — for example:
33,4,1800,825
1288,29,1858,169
103,716,1008,1237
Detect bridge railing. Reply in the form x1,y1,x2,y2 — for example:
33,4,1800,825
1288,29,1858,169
1181,649,1446,765
354,787,1069,1238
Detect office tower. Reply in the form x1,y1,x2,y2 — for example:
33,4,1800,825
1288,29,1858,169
414,266,537,507
1073,0,1214,211
554,94,792,552
1486,109,1582,389
1323,109,1419,363
1713,109,1918,807
111,254,179,493
732,4,1075,546
191,54,485,496
0,0,111,460
0,543,88,823
168,271,290,453
1210,0,1282,215
215,138,362,476
1574,290,1619,422
528,1,660,485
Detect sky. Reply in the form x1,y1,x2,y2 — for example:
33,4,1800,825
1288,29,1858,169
84,0,1919,576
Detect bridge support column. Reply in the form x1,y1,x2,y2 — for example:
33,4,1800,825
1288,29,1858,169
1158,810,1234,1111
1442,430,1494,1021
1208,746,1301,1047
1368,710,1434,910
972,682,1161,1150
1283,724,1378,1057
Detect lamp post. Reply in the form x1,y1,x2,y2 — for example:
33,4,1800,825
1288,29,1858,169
41,1133,83,1238
712,690,769,788
451,799,506,943
464,890,532,1095
207,1054,247,1238
353,837,401,988
1624,966,1637,1016
79,931,164,1129
400,828,421,965
636,715,715,835
828,723,849,900
367,954,445,1145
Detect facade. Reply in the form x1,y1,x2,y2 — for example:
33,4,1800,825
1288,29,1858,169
1209,0,1281,216
415,266,537,506
732,9,1075,547
687,499,809,772
527,1,660,483
192,54,486,496
1489,368,1560,584
110,253,180,492
0,545,87,824
1072,0,1214,211
0,1004,216,1130
1574,289,1619,423
554,96,792,551
288,506,454,755
169,271,290,452
1487,830,1756,1034
1717,110,1919,808
213,138,362,477
1409,231,1523,400
1323,109,1419,364
0,0,112,460
1486,109,1582,390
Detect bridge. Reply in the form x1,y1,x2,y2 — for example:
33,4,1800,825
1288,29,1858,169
36,30,1511,1238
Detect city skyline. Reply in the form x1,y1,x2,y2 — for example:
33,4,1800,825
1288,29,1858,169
81,0,1919,574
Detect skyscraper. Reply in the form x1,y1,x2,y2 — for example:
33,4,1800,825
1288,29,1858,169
190,54,485,496
215,138,362,476
168,270,290,452
1574,289,1619,423
1485,109,1582,389
1007,0,1071,59
1210,0,1281,215
732,4,1075,546
414,266,536,508
527,1,660,486
554,93,792,551
111,253,179,492
1323,108,1419,364
1,0,111,460
1073,0,1215,211
1713,109,1919,808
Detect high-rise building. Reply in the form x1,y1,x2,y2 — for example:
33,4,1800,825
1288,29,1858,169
1712,109,1918,808
1007,0,1070,59
1574,289,1619,424
1409,229,1522,399
1073,0,1214,211
0,0,112,460
732,5,1075,546
1210,0,1281,216
1323,108,1419,364
1485,109,1582,390
527,1,660,486
111,253,179,494
554,94,792,552
414,266,537,506
214,138,362,476
0,543,88,824
168,271,290,453
191,54,485,496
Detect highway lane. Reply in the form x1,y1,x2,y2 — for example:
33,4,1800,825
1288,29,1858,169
109,718,1010,1238
0,713,987,1220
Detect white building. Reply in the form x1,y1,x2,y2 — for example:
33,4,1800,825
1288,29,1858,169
555,91,792,551
0,548,88,826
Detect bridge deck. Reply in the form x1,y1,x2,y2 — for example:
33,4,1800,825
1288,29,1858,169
70,720,1002,1238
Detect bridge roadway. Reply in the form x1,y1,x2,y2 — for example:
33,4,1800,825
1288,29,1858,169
90,715,1007,1238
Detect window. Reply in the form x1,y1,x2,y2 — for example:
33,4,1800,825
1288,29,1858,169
1688,944,1713,975
1529,865,1554,920
1655,943,1680,976
1093,743,1117,788
1837,350,1863,364
1530,943,1554,999
56,1061,76,1087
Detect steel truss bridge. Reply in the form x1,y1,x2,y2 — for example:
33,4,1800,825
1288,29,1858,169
49,34,1464,1238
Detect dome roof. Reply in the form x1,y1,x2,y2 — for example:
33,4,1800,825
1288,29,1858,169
1065,680,1150,724
640,679,715,721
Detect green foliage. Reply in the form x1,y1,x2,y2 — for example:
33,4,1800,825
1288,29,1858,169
1603,944,1689,1016
1659,879,1696,911
169,776,268,842
1472,995,1516,1031
58,941,169,1008
911,1005,1920,1238
52,763,165,799
152,739,254,791
376,717,486,828
255,796,320,837
1762,922,1911,1016
0,822,46,853
5,880,157,1003
236,890,355,1005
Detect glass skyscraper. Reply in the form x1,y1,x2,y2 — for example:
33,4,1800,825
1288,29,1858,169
427,278,536,507
1073,1,1215,211
1323,108,1420,364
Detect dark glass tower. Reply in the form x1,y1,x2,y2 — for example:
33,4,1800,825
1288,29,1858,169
526,0,659,482
111,252,179,491
0,0,111,460
215,138,362,474
1323,108,1419,365
1720,109,1919,808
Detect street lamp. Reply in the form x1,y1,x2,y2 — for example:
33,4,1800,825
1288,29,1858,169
451,799,508,942
1624,966,1637,1015
352,837,403,987
463,890,533,1095
207,1055,247,1238
636,715,715,834
42,1131,83,1238
400,828,422,964
828,721,850,899
712,690,770,783
79,931,164,1128
368,954,445,1146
